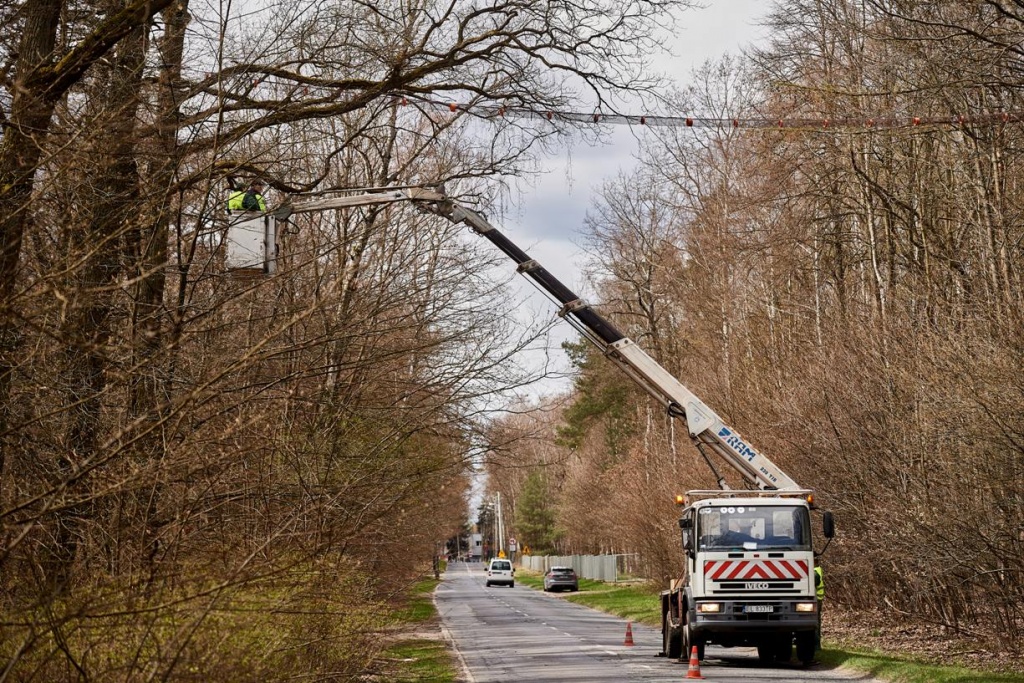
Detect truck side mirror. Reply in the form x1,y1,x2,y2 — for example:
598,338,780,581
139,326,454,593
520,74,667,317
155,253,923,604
679,517,694,554
823,511,835,538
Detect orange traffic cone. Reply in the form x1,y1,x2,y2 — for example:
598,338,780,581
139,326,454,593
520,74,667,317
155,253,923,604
685,645,704,679
623,621,635,646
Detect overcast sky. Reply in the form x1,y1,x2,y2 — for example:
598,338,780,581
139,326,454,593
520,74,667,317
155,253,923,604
499,0,771,399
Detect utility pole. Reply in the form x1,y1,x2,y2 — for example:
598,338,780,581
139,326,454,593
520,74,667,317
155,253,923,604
495,492,500,556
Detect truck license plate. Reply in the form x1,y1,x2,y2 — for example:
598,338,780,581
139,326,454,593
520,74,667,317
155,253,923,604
743,605,774,613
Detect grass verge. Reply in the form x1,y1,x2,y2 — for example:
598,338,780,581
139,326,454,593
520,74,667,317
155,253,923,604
382,639,457,683
816,648,1024,683
382,574,461,683
516,569,1024,683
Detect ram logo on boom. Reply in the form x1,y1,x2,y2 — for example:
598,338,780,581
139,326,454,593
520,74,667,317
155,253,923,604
717,427,758,462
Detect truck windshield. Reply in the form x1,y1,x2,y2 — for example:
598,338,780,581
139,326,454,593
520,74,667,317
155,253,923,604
697,504,811,551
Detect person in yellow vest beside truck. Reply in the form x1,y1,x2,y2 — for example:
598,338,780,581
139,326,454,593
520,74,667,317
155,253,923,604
814,565,825,654
228,179,266,213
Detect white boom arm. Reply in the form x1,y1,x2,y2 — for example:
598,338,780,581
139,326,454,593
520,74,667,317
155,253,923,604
275,187,801,491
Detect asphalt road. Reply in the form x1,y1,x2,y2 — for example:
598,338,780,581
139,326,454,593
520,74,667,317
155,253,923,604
435,561,883,683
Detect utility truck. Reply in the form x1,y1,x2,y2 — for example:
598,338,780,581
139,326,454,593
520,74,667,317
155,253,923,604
227,183,834,667
664,489,833,666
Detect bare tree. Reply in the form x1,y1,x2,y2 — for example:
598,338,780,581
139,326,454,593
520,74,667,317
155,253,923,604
0,0,702,678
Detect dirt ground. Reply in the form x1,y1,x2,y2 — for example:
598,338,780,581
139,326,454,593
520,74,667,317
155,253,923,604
826,606,1024,674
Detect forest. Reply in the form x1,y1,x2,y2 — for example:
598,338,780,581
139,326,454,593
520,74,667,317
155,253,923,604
0,0,1021,679
485,0,1024,667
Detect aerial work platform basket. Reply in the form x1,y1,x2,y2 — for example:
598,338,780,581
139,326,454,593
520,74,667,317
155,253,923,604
224,211,278,275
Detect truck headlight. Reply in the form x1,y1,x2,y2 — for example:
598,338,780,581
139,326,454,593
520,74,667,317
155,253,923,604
795,602,817,613
697,603,722,613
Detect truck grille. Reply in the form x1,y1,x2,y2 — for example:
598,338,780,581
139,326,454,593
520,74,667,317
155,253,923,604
711,581,801,595
717,581,797,591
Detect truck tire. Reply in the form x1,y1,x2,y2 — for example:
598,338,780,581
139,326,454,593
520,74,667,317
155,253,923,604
662,605,683,659
796,631,816,665
681,609,704,661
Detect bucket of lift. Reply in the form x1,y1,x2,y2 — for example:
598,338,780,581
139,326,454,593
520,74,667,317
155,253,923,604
224,211,278,275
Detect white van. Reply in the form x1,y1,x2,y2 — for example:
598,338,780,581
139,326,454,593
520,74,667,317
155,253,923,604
486,558,514,587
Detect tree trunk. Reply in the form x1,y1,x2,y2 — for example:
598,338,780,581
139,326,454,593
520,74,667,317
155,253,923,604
0,0,63,502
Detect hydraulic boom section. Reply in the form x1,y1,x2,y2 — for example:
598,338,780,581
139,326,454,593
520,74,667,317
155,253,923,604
274,186,800,491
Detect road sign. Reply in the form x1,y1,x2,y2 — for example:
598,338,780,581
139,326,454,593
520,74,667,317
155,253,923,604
508,538,517,551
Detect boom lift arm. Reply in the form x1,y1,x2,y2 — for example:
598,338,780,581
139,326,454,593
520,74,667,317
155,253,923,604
274,187,800,491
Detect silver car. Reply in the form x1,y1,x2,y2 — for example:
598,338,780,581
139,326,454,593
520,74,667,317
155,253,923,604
543,566,579,592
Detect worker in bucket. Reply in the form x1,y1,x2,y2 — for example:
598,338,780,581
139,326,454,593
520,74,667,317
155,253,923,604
228,179,267,213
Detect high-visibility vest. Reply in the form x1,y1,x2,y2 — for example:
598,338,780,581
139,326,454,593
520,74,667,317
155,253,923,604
228,190,266,212
228,191,246,211
814,566,825,601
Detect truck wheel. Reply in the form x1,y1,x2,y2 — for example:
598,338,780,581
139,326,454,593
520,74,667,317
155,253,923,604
662,606,683,659
681,609,704,661
796,632,816,665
